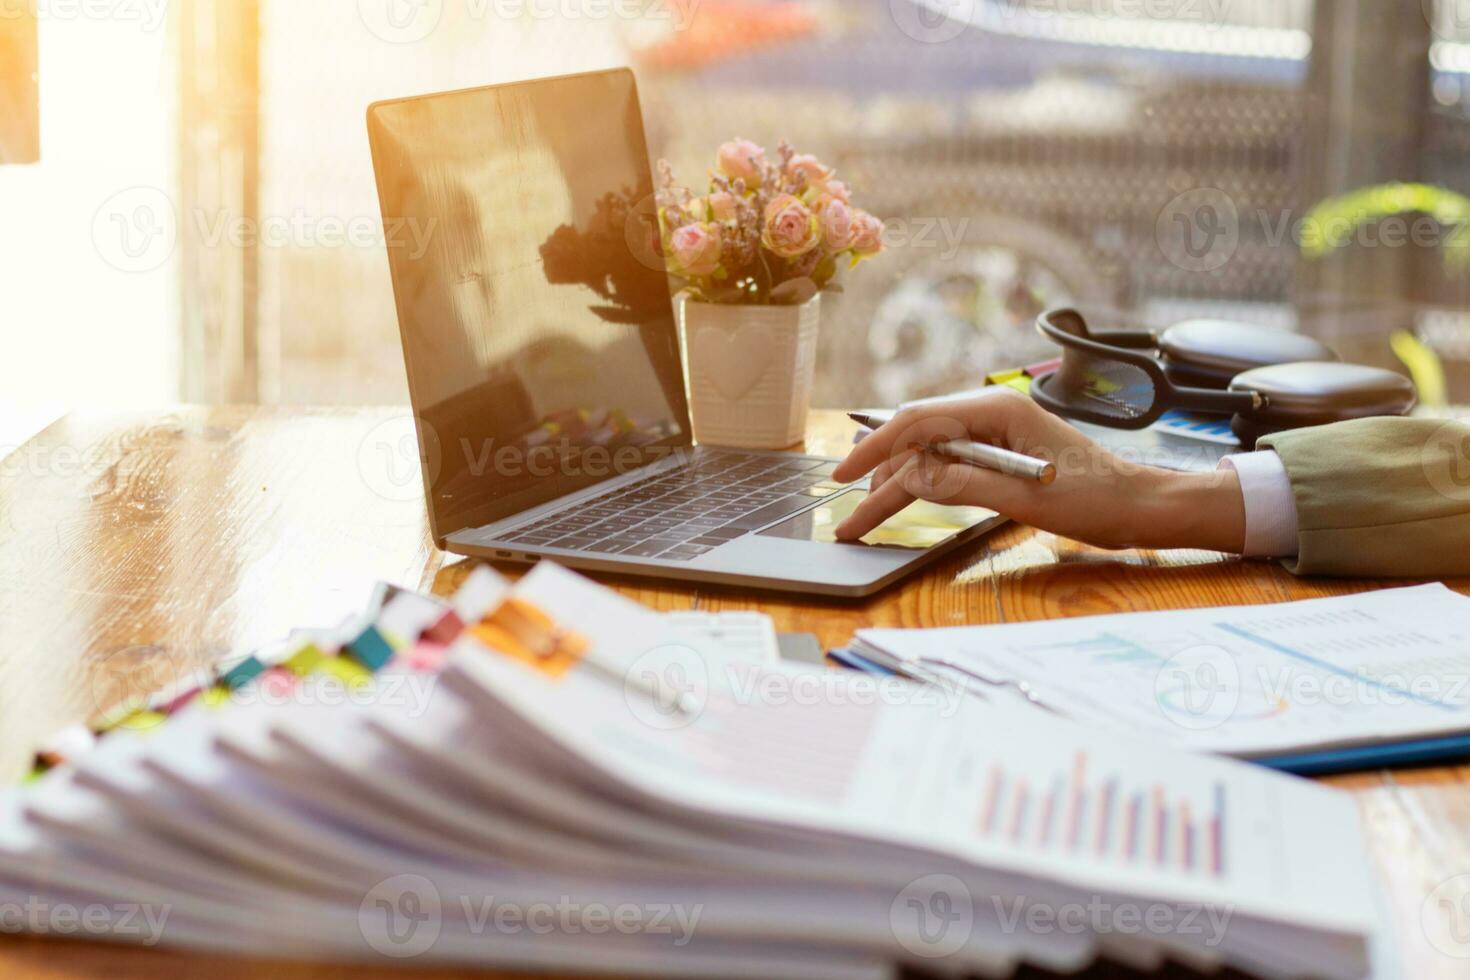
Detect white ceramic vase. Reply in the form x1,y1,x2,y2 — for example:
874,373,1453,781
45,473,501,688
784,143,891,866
679,294,821,450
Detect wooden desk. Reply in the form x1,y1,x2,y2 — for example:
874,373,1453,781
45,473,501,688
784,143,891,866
1,407,1467,978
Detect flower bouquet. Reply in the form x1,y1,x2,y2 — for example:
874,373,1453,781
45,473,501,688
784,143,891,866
658,138,884,305
658,139,885,448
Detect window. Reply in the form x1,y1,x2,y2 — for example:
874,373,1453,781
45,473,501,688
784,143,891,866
0,9,175,449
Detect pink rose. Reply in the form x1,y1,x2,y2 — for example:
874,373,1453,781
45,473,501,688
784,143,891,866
822,179,852,203
669,222,723,277
850,210,885,257
817,196,854,251
761,194,820,260
707,191,738,223
717,139,766,186
787,153,833,186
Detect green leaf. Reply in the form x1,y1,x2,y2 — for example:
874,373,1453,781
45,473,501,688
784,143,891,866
812,255,838,288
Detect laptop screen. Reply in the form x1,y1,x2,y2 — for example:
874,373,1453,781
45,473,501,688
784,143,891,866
369,69,691,541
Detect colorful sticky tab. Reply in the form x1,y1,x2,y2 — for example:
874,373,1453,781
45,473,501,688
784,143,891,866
160,686,203,715
101,709,169,734
33,751,65,770
318,656,373,690
219,656,267,691
15,579,473,789
282,644,328,677
983,359,1056,397
470,597,588,680
986,368,1025,386
1024,357,1062,378
398,641,448,674
347,627,395,672
424,611,465,646
258,668,298,698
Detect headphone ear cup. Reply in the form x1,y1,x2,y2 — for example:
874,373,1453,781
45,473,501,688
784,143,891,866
1228,362,1417,442
1158,321,1338,390
1230,414,1278,449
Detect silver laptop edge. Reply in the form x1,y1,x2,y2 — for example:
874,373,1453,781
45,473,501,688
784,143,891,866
368,69,1006,598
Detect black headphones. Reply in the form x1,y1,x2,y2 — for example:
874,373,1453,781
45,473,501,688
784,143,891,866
1032,309,1417,446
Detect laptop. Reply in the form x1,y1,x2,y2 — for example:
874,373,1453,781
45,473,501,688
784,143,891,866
366,68,1005,597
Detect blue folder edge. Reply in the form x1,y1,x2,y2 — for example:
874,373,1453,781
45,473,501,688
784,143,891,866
1251,732,1470,777
826,647,898,677
826,648,1470,777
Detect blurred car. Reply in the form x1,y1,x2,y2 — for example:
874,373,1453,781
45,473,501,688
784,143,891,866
631,0,1470,405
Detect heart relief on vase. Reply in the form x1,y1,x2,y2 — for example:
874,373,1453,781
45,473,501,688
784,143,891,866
693,324,775,401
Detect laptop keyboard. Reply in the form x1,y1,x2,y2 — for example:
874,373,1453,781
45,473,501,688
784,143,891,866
497,451,845,562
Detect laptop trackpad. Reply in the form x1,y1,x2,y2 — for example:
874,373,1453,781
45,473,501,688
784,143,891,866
756,488,997,550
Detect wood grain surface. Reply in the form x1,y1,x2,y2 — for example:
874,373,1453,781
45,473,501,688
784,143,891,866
1,407,1467,978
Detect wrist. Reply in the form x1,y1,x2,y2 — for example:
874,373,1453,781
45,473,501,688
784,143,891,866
1134,467,1247,553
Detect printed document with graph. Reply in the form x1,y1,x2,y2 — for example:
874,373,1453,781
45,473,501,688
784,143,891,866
449,566,1381,979
853,583,1470,758
0,563,1386,978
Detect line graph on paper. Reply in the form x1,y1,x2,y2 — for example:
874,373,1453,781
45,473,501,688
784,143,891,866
938,591,1470,753
955,628,1293,737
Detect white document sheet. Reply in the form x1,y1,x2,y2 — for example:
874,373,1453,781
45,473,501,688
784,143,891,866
448,566,1379,979
856,584,1470,757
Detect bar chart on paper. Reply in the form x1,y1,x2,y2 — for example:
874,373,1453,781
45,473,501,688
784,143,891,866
975,751,1228,880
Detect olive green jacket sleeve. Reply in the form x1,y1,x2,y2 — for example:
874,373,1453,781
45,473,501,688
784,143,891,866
1259,417,1470,578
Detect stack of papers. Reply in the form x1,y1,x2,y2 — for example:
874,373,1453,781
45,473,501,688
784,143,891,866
852,584,1470,770
1,565,1382,977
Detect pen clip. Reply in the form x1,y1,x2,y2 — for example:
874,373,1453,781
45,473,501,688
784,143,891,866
917,656,1058,714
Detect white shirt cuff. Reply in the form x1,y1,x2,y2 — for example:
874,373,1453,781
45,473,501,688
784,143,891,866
1218,451,1299,558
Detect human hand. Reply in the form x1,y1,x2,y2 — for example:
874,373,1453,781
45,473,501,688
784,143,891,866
832,388,1246,553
